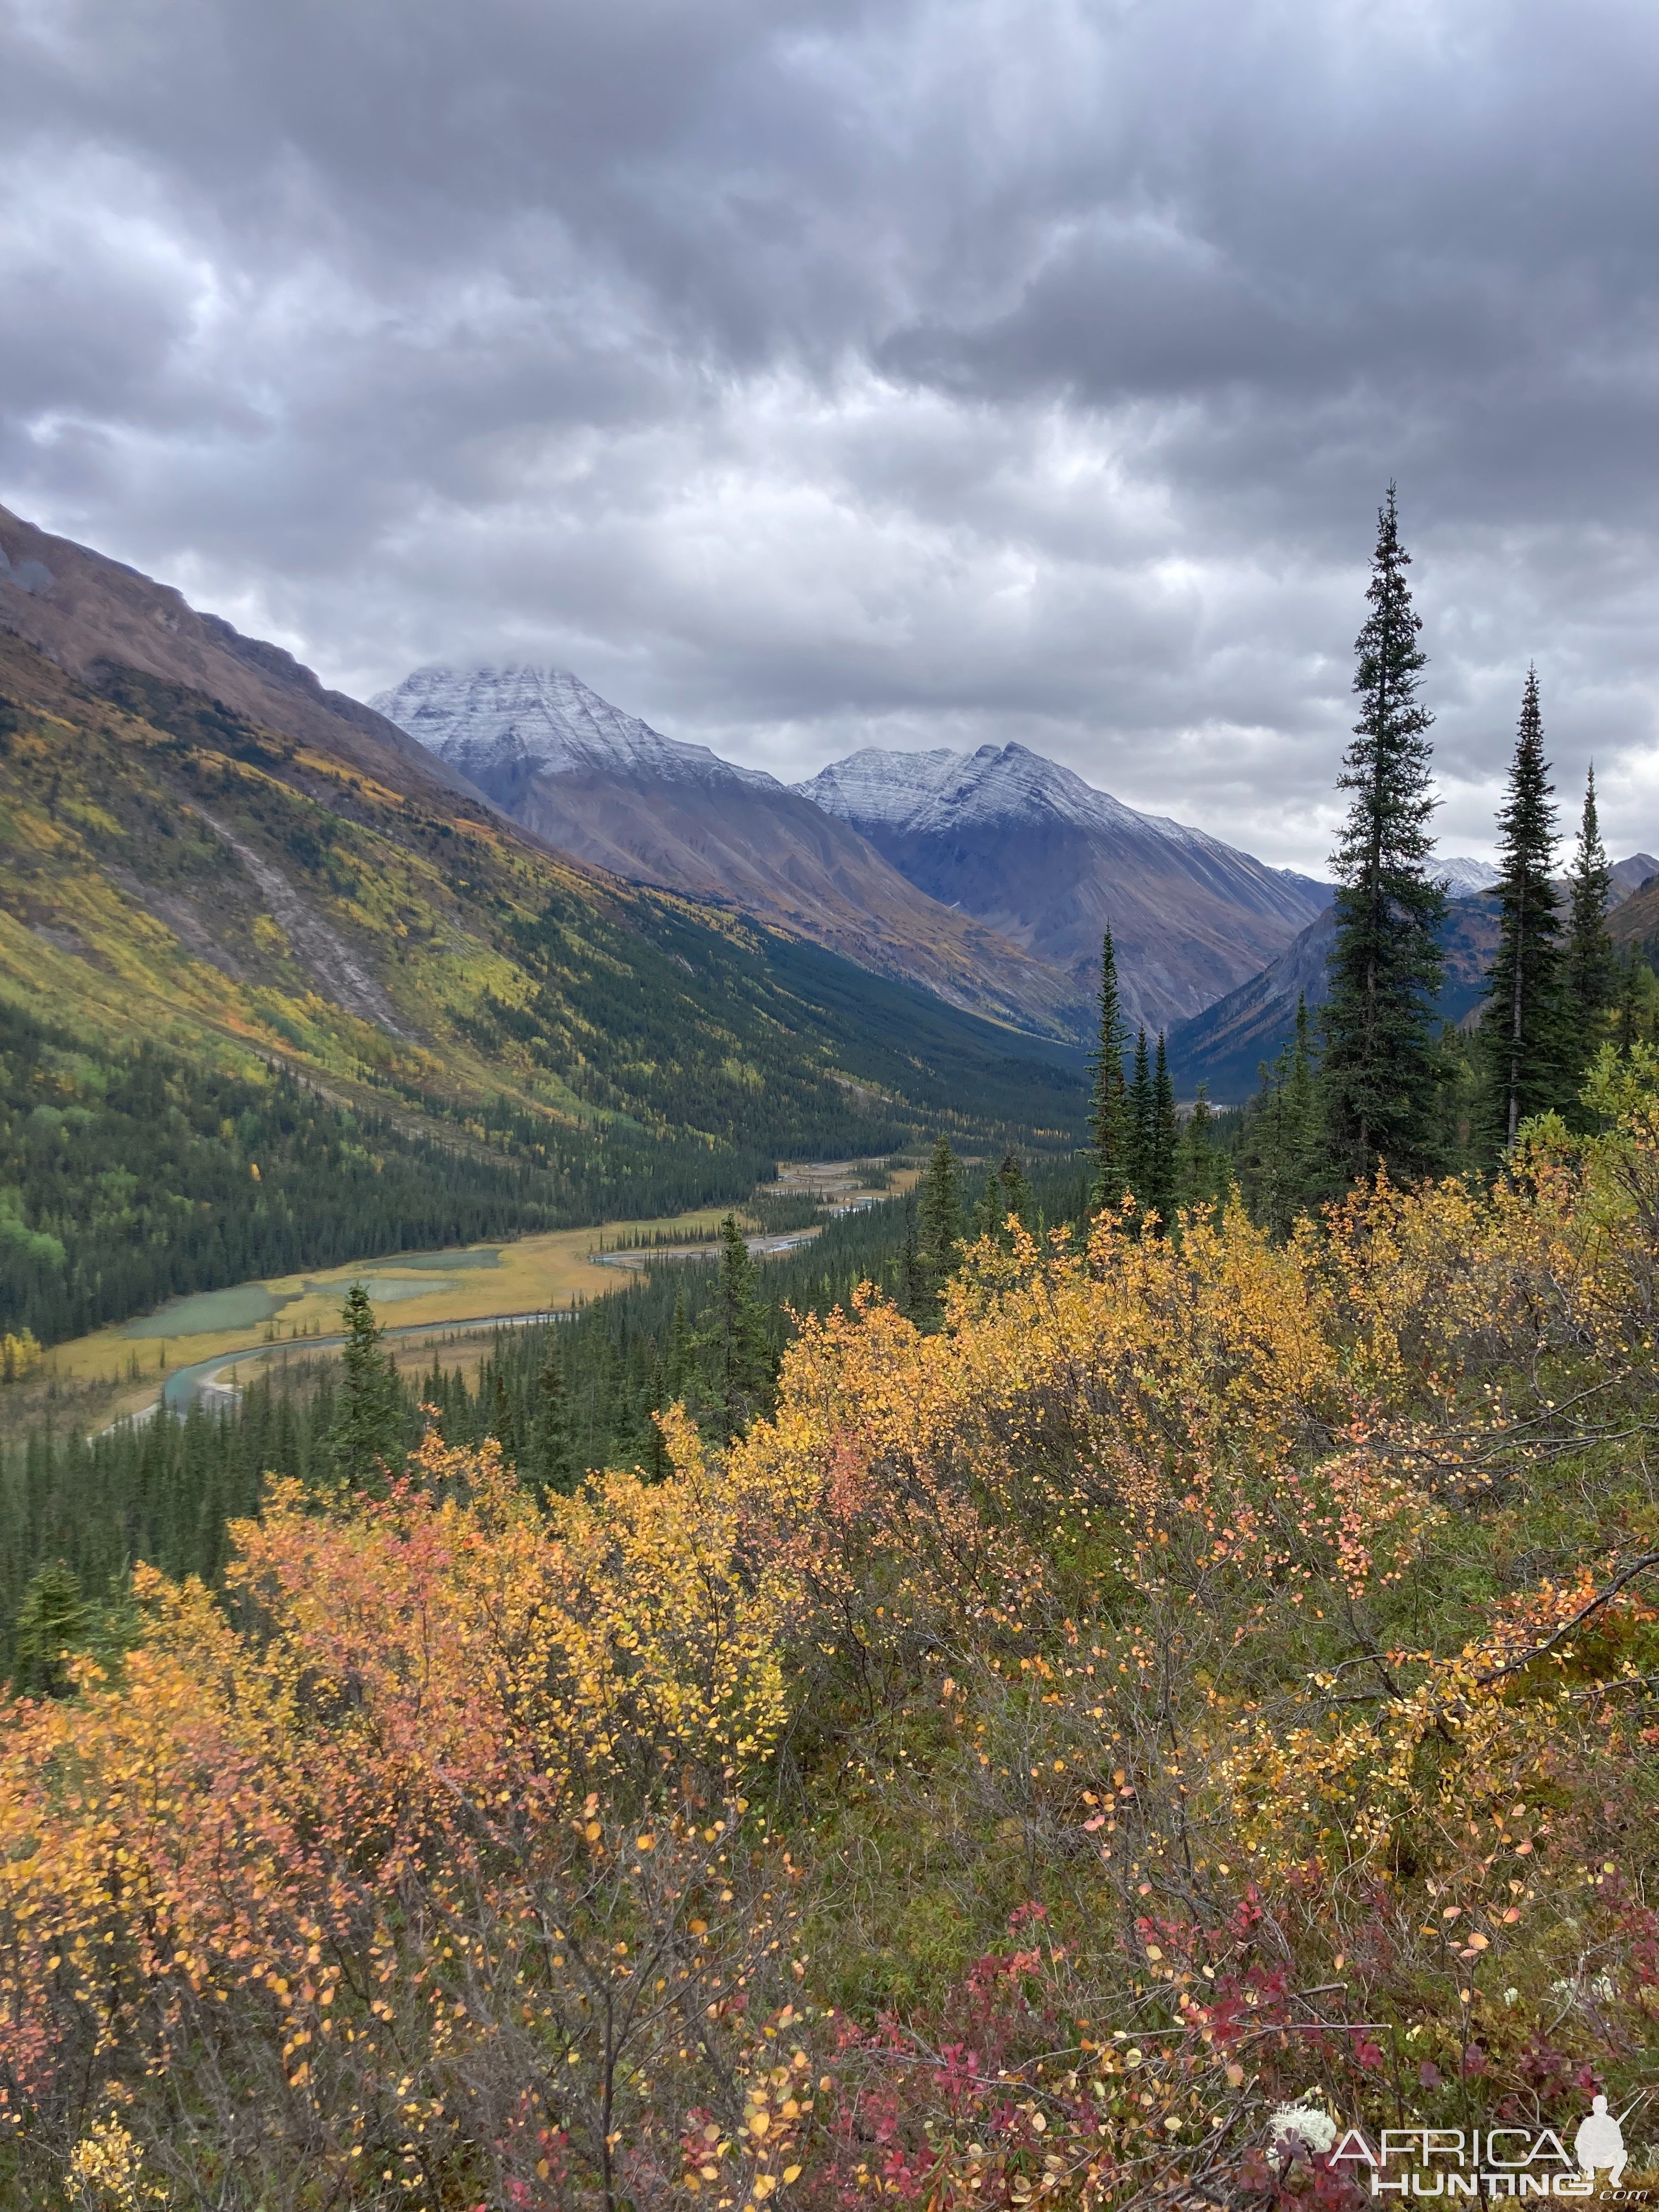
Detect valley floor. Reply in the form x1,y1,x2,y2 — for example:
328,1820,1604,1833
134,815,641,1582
24,1158,909,1434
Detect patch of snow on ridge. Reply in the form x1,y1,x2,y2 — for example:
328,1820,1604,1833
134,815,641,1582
370,666,780,791
1437,856,1502,898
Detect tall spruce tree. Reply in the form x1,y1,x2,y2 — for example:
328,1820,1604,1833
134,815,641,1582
329,1283,403,1492
912,1134,967,1325
529,1330,576,1495
1146,1033,1179,1235
701,1213,772,1443
996,1149,1033,1235
1178,1083,1226,1216
898,1192,923,1320
665,1286,693,1403
1126,1028,1154,1222
1566,765,1617,1068
1087,927,1131,1217
1323,488,1447,1183
489,1367,521,1463
1479,668,1568,1149
10,1561,92,1698
1614,952,1646,1062
971,1160,1003,1243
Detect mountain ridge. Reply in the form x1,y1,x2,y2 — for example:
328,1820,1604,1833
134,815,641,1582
374,665,781,793
380,665,1330,1040
1170,854,1659,1100
797,739,1328,1032
374,664,1094,1042
1,506,486,815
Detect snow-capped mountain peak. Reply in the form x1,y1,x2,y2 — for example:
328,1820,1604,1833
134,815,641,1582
1436,856,1502,898
795,741,1187,843
370,665,779,791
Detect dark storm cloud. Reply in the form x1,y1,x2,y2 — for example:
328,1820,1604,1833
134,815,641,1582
2,0,1657,867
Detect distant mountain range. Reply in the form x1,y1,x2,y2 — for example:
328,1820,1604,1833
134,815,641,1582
376,665,1328,1036
371,666,1090,1042
1170,853,1659,1100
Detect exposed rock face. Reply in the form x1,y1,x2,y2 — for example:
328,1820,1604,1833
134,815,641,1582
795,742,1328,1032
374,667,1093,1041
1610,871,1659,962
1610,854,1659,903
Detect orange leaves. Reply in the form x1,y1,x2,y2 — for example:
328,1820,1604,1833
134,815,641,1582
0,1422,808,2196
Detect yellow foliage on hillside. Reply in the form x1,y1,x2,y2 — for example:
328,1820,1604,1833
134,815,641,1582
0,1329,41,1384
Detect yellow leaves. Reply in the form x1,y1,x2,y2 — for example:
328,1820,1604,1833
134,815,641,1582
67,2113,167,2209
0,1327,42,1385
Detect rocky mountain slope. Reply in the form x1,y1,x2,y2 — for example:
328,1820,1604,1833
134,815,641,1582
797,743,1328,1032
1,506,480,811
1610,867,1659,964
1164,898,1499,1101
1610,854,1659,902
373,666,1091,1042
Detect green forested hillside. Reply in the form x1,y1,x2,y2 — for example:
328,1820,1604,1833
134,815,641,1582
0,636,1084,1338
0,998,580,1344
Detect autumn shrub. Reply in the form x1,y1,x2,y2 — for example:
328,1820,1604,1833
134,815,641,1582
6,1053,1659,2208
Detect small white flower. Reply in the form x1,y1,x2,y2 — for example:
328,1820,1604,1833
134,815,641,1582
1503,1987,1520,2005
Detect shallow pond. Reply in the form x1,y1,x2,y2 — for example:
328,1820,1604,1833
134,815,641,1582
125,1284,291,1338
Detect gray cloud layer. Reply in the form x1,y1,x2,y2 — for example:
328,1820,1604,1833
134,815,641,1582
3,0,1657,868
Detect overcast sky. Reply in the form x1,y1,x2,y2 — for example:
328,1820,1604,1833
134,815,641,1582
4,0,1658,870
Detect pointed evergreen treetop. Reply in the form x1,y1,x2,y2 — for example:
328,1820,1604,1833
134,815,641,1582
699,1212,772,1444
330,1282,403,1493
1480,666,1567,1149
1145,1032,1179,1237
1322,486,1448,1183
1567,763,1617,1039
912,1134,968,1328
1126,1026,1153,1215
530,1329,576,1496
1087,926,1131,1217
